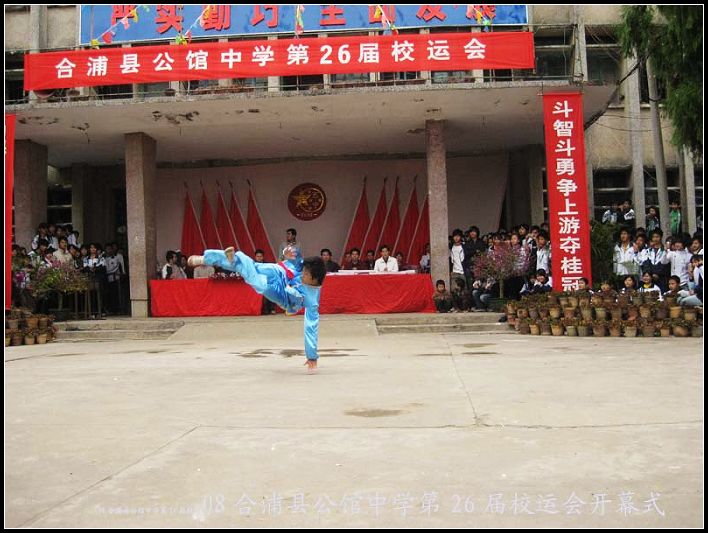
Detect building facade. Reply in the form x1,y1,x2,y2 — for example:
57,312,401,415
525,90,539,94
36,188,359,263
6,4,702,316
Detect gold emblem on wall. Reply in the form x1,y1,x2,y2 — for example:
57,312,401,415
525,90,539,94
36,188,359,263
288,183,327,221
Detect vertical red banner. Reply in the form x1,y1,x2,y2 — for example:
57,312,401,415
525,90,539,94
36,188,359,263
542,93,592,291
5,114,16,309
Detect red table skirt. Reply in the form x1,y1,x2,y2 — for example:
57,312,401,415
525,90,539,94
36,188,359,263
150,274,435,317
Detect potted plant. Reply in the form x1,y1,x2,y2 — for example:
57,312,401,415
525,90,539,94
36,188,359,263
539,305,550,319
5,331,10,347
639,318,656,338
563,306,577,320
592,319,608,337
550,318,564,336
563,317,578,336
577,319,592,337
580,305,593,321
37,314,50,329
658,319,672,337
518,317,532,335
591,293,604,307
691,321,703,338
609,319,623,337
669,305,682,319
671,319,691,337
529,320,541,336
23,327,38,345
36,328,49,344
558,292,570,308
626,305,639,320
568,294,579,308
683,308,697,322
528,306,540,320
623,320,638,338
664,294,678,307
516,306,529,319
594,305,608,320
639,303,653,319
609,303,624,321
9,329,23,346
472,243,530,302
654,302,668,320
24,315,39,329
539,319,552,336
548,304,562,319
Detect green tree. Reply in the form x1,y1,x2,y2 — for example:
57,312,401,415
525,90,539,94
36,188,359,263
618,6,703,157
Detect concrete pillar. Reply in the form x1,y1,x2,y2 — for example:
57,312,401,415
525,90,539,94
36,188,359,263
425,120,449,287
507,150,532,226
71,164,89,240
626,54,645,224
646,60,670,238
29,5,48,102
573,6,588,82
683,147,697,235
218,37,231,88
14,141,48,248
527,146,545,224
125,133,157,318
267,35,280,92
585,135,595,219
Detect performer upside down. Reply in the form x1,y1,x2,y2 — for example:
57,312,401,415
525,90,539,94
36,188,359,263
188,246,326,372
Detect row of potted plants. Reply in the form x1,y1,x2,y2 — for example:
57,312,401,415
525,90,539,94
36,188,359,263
6,314,55,331
6,326,57,346
511,301,699,322
515,317,702,338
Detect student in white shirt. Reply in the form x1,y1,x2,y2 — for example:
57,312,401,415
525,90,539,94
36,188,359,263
660,238,692,289
613,228,637,276
449,229,465,288
374,245,399,273
161,250,187,280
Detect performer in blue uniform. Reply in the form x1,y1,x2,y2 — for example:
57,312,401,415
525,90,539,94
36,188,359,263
189,246,326,372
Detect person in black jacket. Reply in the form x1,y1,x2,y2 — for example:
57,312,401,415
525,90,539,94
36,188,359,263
463,226,487,289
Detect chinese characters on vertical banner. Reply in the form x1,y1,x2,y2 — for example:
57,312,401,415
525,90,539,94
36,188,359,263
543,93,592,291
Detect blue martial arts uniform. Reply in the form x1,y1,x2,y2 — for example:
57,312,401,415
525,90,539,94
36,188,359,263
202,249,321,360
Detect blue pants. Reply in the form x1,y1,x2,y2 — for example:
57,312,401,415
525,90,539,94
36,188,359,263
203,250,321,360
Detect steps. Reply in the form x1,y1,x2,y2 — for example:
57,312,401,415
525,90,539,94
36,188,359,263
375,313,512,335
54,319,184,342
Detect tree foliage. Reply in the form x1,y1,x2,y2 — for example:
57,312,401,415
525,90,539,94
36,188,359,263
618,5,703,157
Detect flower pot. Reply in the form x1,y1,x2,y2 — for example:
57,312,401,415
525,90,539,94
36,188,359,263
602,297,614,307
593,325,607,337
610,309,623,321
540,323,552,336
39,318,49,328
639,306,652,319
623,326,638,338
691,326,703,338
529,324,540,335
591,295,604,307
577,325,591,337
672,325,689,337
565,325,577,337
549,307,561,319
595,307,607,320
24,335,36,345
609,327,622,337
11,334,23,346
518,323,530,335
5,336,10,347
7,318,19,330
580,308,593,321
669,306,682,319
634,292,645,305
547,293,559,305
21,309,32,318
660,327,671,337
528,308,539,320
683,309,697,321
641,325,656,338
539,308,550,319
664,296,677,307
559,297,569,308
617,295,630,306
506,303,517,315
517,308,529,319
551,325,564,336
25,317,39,328
655,306,668,320
563,307,577,320
36,334,48,344
627,306,639,320
568,296,579,308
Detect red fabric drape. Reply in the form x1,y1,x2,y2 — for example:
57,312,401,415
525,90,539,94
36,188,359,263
215,187,238,249
377,179,400,252
393,183,419,263
229,189,256,257
361,181,388,256
340,180,370,264
246,186,275,262
407,195,430,267
151,279,263,316
180,190,206,258
199,189,222,250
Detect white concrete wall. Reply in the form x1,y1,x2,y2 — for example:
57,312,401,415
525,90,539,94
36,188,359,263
156,155,509,261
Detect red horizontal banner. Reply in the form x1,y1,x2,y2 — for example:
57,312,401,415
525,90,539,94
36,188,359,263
25,31,534,91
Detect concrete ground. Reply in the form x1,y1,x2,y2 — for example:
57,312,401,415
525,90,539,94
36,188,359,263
4,315,704,528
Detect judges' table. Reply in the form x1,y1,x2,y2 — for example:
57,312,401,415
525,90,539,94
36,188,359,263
150,273,435,317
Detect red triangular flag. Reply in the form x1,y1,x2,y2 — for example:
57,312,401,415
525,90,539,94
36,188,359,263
361,180,388,257
180,190,206,257
393,182,419,265
200,189,222,249
215,186,238,249
229,188,256,257
376,179,401,253
340,180,370,264
247,185,275,262
101,31,114,44
407,195,430,267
